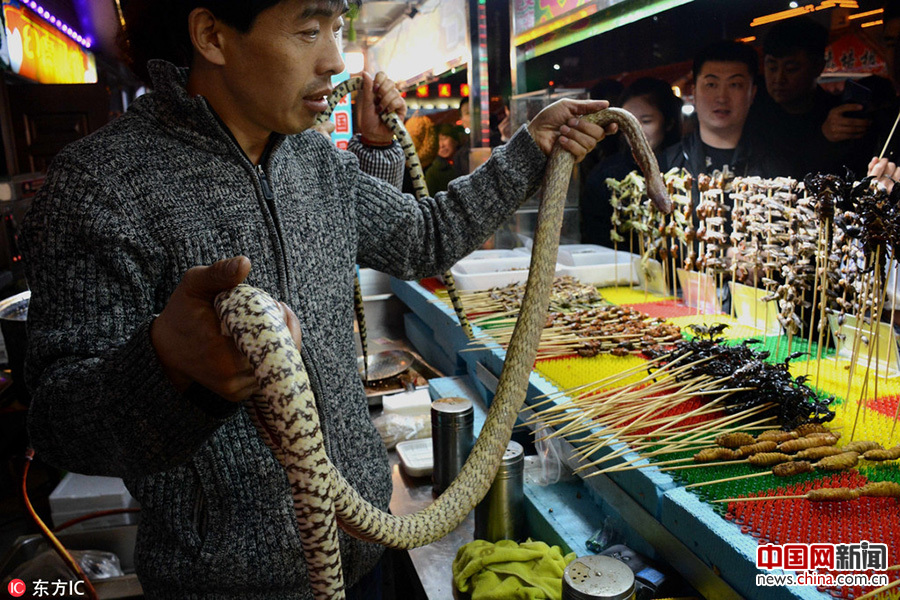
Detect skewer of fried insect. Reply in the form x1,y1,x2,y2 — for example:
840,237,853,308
610,424,841,474
711,481,900,503
683,440,900,490
683,448,862,490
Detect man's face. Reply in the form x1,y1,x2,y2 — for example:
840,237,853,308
216,0,346,135
764,50,820,108
694,60,756,137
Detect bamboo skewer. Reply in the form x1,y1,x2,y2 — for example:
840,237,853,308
856,577,900,600
849,248,881,440
879,106,900,159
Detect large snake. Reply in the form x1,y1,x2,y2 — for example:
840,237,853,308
215,78,670,599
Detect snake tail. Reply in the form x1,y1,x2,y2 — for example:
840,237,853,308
215,287,345,598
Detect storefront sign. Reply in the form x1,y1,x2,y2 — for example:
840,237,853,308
329,64,353,150
823,33,887,77
1,1,97,84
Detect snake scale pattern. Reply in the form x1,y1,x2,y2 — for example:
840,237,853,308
216,78,670,599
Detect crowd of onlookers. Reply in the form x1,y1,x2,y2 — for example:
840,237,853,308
578,9,900,246
399,9,900,247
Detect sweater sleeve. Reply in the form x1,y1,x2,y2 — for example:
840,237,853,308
352,124,547,278
21,156,240,478
347,134,405,189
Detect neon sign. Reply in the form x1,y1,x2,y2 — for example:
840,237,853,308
2,2,97,84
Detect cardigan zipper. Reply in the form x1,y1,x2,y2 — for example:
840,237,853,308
256,157,333,457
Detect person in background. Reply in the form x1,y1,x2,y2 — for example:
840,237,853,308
580,78,683,247
401,113,438,194
870,156,899,193
578,78,626,200
20,0,616,597
750,17,875,179
425,124,464,193
660,40,780,190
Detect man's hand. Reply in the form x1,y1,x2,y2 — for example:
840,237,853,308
527,99,616,163
821,103,871,142
358,71,407,145
150,256,303,403
869,156,898,194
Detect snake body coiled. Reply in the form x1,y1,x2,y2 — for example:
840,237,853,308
216,80,669,599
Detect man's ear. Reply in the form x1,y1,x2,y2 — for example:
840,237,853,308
188,7,226,66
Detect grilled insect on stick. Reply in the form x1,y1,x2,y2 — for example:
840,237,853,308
714,481,900,503
863,445,900,461
684,452,859,489
777,434,839,453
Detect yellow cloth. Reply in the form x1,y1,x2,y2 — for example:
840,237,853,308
452,539,577,600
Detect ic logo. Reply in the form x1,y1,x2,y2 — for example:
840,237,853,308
7,578,26,597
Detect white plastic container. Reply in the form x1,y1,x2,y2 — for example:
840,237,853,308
555,244,617,266
449,254,565,291
459,249,522,261
554,245,638,287
449,255,532,291
396,438,434,477
49,473,140,532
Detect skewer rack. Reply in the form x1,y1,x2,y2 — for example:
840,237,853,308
393,275,900,600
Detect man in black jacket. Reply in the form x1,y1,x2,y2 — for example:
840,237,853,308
750,17,874,179
660,41,779,186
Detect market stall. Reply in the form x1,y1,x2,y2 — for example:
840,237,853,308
392,167,900,599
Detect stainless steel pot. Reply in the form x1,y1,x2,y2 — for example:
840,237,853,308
0,290,30,400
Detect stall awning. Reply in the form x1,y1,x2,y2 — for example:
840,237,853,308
513,0,694,60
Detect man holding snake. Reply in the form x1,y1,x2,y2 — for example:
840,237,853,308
21,0,616,597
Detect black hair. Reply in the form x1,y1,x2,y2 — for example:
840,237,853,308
589,78,625,104
692,40,759,81
119,0,353,83
762,17,828,62
619,77,684,149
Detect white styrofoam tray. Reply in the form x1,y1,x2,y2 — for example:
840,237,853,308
396,438,433,477
449,255,563,291
516,245,638,287
460,249,521,261
49,473,140,532
555,244,618,266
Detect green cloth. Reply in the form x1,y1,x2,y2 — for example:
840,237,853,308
452,539,577,600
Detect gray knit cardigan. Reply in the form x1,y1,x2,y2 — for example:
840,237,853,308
21,60,546,598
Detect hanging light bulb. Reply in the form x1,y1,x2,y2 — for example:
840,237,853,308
343,16,365,75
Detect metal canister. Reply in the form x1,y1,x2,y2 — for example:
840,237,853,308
562,555,636,600
474,440,525,542
431,396,474,495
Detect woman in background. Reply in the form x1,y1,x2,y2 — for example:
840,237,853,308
580,78,683,247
